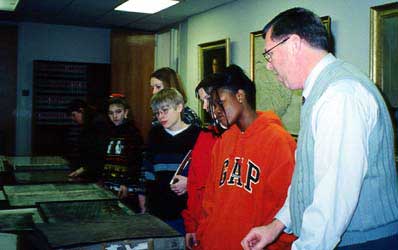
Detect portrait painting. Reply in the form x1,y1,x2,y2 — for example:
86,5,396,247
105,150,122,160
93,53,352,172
198,38,230,79
198,38,230,123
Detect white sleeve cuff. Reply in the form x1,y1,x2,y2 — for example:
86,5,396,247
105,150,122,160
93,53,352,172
275,204,292,233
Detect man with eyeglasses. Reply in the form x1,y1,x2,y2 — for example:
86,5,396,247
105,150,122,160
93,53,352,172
262,36,290,63
242,7,398,250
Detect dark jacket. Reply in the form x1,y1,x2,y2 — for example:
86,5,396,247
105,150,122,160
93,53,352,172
103,121,143,191
77,113,109,180
143,124,200,220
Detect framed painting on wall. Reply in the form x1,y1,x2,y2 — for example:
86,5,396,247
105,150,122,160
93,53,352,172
198,38,230,79
197,38,231,123
250,30,301,135
370,3,398,108
321,16,334,53
370,3,398,160
250,16,332,135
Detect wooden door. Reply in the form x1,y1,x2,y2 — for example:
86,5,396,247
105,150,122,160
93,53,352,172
111,31,155,143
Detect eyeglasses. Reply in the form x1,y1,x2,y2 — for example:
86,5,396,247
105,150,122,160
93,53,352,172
262,36,290,63
153,106,170,117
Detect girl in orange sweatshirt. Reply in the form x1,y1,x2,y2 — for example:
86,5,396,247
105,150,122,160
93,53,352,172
196,65,296,250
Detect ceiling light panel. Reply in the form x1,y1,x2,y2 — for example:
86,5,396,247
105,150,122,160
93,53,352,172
115,0,179,14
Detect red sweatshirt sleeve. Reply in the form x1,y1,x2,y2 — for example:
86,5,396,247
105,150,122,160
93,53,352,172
263,125,297,250
263,126,296,213
182,131,217,233
195,138,221,242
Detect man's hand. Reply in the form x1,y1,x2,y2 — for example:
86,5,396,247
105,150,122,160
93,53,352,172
241,219,285,250
170,175,187,196
68,167,85,177
118,185,128,199
185,232,198,249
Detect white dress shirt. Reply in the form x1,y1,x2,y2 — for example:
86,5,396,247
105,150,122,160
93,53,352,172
275,54,378,250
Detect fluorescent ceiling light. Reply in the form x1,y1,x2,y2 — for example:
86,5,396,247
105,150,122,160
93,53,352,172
0,0,19,11
115,0,179,14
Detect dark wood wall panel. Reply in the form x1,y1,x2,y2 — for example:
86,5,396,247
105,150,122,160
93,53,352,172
0,25,17,155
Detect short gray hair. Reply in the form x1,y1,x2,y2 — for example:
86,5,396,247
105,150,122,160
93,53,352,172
150,88,184,111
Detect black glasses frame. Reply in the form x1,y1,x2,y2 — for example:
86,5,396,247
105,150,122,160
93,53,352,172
262,36,290,62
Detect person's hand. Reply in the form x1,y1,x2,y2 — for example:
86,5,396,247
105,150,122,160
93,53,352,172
241,220,285,250
118,185,128,199
68,167,85,177
170,175,187,196
138,194,146,214
185,232,198,249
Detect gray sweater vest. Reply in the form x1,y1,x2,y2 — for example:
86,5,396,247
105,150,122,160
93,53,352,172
290,59,398,246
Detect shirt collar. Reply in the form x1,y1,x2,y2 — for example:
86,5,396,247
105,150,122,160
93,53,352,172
165,124,190,136
302,53,336,99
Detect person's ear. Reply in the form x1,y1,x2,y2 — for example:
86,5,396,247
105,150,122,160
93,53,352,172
176,103,183,113
288,34,302,56
124,109,129,119
236,90,246,104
